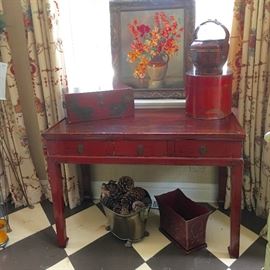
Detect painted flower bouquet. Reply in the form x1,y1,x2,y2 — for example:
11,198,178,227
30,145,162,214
127,11,184,79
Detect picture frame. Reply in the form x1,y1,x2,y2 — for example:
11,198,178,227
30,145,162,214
110,0,195,99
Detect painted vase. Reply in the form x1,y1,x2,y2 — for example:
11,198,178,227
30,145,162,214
147,53,169,89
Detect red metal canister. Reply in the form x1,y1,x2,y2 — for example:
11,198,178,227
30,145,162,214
185,70,232,120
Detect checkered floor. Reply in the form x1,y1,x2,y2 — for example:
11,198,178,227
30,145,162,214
0,199,267,270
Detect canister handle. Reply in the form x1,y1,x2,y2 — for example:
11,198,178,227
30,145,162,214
193,19,230,42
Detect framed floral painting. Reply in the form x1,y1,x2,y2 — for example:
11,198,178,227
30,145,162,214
110,0,195,99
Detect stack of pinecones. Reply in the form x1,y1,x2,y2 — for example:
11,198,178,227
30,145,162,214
100,176,152,215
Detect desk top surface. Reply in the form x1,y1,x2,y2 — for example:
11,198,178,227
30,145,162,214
43,108,245,140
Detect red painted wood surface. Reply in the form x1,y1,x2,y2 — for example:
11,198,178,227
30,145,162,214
43,108,245,258
45,108,243,140
64,89,134,123
185,72,232,119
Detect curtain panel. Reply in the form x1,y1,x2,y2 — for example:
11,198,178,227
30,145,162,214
0,0,41,206
228,0,270,217
0,0,81,209
22,0,80,208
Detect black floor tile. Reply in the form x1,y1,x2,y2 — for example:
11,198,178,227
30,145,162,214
69,233,144,270
40,198,94,225
40,200,55,224
218,204,267,235
0,227,67,270
230,237,266,270
240,210,266,235
147,242,228,270
2,201,266,270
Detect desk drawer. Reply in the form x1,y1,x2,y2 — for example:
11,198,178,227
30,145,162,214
46,141,114,156
114,141,168,157
174,140,242,157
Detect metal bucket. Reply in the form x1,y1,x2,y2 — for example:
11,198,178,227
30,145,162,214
102,204,151,247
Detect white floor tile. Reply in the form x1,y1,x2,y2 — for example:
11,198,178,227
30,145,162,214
46,257,75,270
206,210,259,267
6,203,51,246
133,209,171,261
60,205,108,255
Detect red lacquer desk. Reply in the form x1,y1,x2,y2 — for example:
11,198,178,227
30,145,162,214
42,108,245,258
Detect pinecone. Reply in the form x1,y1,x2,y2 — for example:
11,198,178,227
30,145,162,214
132,200,146,212
101,180,120,198
100,180,122,210
112,203,122,214
127,187,147,202
120,206,129,215
100,183,110,199
101,195,116,210
118,176,134,193
100,178,152,215
119,187,142,209
120,193,135,212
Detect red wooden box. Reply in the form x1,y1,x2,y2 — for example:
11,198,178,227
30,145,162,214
155,189,212,253
185,70,232,119
65,89,134,124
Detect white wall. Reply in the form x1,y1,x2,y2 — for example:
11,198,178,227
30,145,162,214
90,164,218,203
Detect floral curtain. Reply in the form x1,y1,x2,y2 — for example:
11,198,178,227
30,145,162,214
22,0,80,208
227,0,270,217
0,0,81,209
0,0,41,207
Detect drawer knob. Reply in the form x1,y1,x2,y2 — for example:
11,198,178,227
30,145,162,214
77,143,84,154
199,145,208,155
136,144,144,156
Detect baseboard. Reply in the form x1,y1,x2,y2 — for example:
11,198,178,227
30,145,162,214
92,181,218,207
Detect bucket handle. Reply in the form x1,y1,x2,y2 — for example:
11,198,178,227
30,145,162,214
193,19,230,42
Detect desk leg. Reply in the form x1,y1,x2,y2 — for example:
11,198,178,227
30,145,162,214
47,159,68,247
228,161,243,258
218,167,228,203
